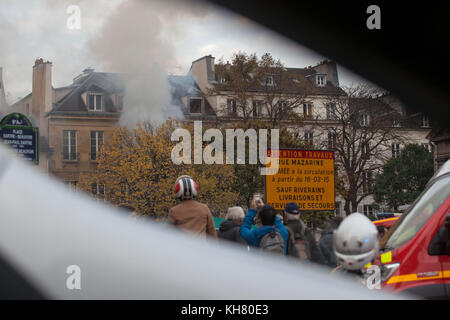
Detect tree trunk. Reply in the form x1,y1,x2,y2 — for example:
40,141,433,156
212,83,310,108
351,198,358,214
344,200,351,216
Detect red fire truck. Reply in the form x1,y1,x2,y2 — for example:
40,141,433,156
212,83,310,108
374,160,450,299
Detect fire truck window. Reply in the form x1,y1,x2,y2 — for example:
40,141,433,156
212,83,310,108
428,222,448,256
386,176,450,250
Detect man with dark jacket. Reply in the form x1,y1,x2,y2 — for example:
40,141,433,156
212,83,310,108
218,207,247,245
284,202,325,264
319,216,343,268
239,198,289,255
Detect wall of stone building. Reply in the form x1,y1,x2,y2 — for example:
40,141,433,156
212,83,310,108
47,116,119,183
211,94,339,119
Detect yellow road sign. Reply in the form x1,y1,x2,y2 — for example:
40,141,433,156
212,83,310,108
265,149,335,211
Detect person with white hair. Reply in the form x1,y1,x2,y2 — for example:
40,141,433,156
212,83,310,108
217,206,247,245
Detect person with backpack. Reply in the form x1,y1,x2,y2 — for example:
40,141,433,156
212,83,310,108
168,175,217,239
239,196,288,255
283,202,326,264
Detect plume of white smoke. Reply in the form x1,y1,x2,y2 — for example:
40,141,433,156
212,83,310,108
88,0,208,128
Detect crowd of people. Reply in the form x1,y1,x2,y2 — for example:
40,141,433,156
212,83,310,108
119,175,382,273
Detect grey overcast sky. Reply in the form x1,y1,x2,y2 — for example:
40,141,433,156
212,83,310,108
0,0,375,104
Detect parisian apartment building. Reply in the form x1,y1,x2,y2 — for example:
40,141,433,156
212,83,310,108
2,56,434,215
186,55,433,215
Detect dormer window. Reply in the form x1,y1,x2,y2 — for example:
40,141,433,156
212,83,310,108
421,115,430,128
88,93,103,111
189,97,203,114
316,74,326,87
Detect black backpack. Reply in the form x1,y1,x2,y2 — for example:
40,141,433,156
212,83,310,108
259,230,285,255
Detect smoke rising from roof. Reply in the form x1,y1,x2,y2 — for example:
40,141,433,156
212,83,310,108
87,0,207,128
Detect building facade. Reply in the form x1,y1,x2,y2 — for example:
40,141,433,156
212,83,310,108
9,59,123,199
185,55,433,216
6,56,434,215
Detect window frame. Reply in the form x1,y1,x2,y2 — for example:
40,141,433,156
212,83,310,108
227,99,237,117
87,92,104,112
327,131,336,149
62,130,77,161
360,112,370,126
92,183,105,203
265,75,274,86
189,97,203,115
363,204,373,216
252,100,262,117
90,131,104,161
421,115,430,128
363,170,373,194
326,103,337,120
304,131,314,146
392,143,401,158
303,103,313,119
316,74,326,87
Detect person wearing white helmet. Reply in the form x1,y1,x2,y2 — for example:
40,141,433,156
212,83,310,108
168,175,217,239
331,212,380,282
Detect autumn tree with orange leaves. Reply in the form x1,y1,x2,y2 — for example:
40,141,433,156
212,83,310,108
79,120,239,219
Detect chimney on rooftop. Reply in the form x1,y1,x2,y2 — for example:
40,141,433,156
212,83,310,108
0,67,8,113
31,58,53,128
83,67,94,74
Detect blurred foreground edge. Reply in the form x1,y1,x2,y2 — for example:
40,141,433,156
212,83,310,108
0,144,410,300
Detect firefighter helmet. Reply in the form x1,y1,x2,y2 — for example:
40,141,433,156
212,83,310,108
333,212,379,271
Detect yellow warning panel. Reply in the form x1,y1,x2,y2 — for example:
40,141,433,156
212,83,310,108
380,251,392,264
265,149,335,211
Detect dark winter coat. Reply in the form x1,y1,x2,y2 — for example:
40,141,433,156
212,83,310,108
218,220,247,245
285,219,326,264
319,228,337,267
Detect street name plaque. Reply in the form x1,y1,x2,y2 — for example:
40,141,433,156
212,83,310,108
0,113,39,164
